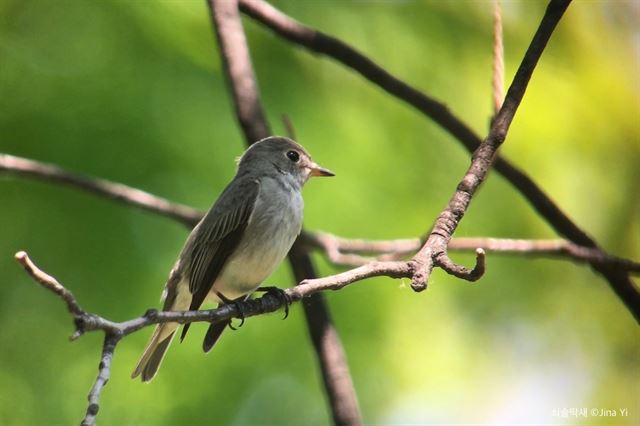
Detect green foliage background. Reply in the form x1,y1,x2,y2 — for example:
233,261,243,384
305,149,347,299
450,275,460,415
1,1,638,425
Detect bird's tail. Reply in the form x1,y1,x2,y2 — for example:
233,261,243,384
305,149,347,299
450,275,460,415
131,322,178,382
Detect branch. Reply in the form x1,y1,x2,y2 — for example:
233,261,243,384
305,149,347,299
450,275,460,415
81,334,120,426
14,250,411,425
302,232,640,273
15,250,86,317
240,0,640,322
451,238,640,273
407,0,572,288
207,1,363,424
15,251,419,334
0,153,201,228
237,0,586,247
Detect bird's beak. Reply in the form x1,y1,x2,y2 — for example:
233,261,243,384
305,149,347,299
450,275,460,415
309,162,335,177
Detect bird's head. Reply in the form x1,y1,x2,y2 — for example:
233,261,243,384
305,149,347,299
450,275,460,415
238,136,334,187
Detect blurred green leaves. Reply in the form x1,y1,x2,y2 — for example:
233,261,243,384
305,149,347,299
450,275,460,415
1,1,638,425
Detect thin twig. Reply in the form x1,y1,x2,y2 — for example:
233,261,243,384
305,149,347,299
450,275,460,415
15,251,85,316
451,238,640,272
302,232,640,273
81,334,120,426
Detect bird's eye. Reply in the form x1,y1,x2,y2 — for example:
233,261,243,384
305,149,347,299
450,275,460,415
286,150,300,162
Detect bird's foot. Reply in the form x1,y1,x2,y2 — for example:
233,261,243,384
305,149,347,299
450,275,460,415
216,292,246,330
255,286,292,319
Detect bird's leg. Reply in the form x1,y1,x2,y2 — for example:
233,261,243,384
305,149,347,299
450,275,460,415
255,286,291,319
216,292,246,329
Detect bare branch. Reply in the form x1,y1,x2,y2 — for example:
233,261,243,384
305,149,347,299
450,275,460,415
15,251,416,334
298,261,412,291
408,0,573,290
15,251,85,317
0,154,201,228
436,249,486,281
300,231,416,265
12,250,408,425
15,157,635,274
81,334,120,426
450,238,640,273
302,232,640,274
17,147,634,275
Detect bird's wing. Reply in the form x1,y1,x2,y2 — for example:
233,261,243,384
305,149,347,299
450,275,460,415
179,177,260,340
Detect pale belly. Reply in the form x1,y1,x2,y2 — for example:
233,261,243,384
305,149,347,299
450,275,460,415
206,178,303,302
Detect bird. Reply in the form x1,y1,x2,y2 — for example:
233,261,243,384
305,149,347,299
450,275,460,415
131,136,334,382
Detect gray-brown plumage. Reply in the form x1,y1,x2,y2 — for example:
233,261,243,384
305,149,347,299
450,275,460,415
132,136,333,382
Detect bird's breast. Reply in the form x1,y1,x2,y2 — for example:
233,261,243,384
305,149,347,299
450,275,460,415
212,178,303,299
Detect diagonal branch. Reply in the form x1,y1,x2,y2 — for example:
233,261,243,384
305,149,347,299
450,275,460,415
235,0,589,251
409,0,572,289
0,153,201,228
15,251,85,318
239,0,640,322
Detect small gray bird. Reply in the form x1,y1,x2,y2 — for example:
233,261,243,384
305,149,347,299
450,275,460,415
131,136,333,382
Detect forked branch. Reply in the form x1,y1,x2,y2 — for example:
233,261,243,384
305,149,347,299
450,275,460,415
239,0,640,320
13,251,410,425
